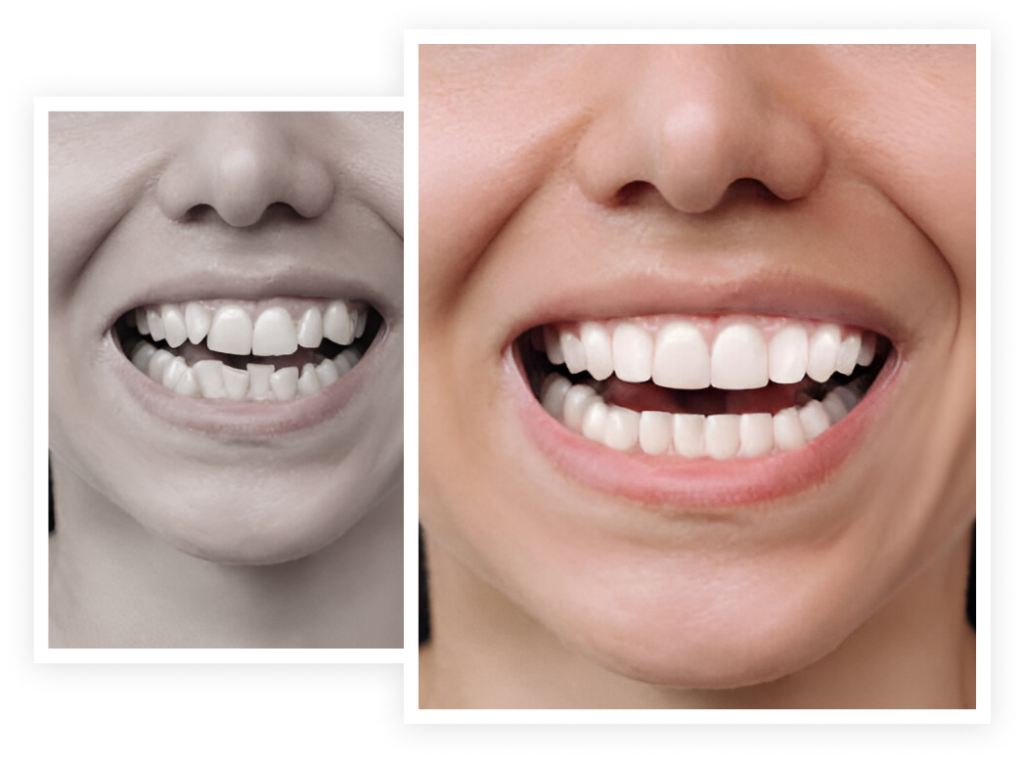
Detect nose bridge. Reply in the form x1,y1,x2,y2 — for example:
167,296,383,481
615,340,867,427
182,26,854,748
157,112,335,228
575,44,826,214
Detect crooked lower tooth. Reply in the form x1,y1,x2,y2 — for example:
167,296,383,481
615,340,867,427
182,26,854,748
131,341,157,372
541,374,572,417
161,356,187,390
247,363,274,399
174,367,201,397
315,358,340,388
297,363,323,396
193,360,226,399
222,366,249,401
147,348,174,382
798,399,831,440
562,385,597,431
270,366,299,401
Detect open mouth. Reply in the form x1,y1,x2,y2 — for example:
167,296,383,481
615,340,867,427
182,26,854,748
114,297,382,402
517,314,893,461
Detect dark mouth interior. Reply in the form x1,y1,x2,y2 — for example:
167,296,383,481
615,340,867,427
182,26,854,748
114,307,383,371
516,328,891,417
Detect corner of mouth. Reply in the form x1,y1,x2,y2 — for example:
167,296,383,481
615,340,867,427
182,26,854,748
507,312,900,506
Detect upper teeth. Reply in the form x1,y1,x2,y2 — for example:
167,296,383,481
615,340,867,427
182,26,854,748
540,316,877,389
137,299,368,357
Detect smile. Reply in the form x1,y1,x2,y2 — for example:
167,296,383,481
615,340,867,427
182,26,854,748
115,298,381,402
522,315,889,461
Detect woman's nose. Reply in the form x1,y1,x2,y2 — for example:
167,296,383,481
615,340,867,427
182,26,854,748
156,113,336,227
572,45,827,214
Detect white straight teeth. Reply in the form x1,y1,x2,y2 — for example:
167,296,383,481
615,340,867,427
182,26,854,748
135,299,369,357
540,373,864,460
539,316,881,390
130,339,363,401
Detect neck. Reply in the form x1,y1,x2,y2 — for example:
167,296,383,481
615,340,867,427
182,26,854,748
420,530,975,709
49,458,402,649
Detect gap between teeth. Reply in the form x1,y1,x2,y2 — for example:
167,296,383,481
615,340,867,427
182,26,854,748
135,298,369,357
130,340,362,401
540,373,863,460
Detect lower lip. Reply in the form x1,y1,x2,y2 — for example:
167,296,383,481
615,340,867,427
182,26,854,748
109,332,383,438
508,350,899,510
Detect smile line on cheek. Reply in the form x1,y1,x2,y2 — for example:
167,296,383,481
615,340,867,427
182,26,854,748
515,312,893,470
116,297,380,402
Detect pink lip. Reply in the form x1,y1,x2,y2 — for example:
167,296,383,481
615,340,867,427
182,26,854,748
504,263,904,510
109,323,390,439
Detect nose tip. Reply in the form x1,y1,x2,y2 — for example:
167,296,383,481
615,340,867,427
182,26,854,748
572,45,827,217
155,114,336,228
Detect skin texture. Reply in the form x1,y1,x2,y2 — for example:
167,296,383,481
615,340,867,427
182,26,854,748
49,112,404,647
419,45,976,707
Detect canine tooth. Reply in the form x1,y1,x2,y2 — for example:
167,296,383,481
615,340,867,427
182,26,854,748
580,322,613,381
541,374,572,417
296,307,324,349
136,308,150,335
270,366,299,401
562,385,597,431
798,400,831,440
146,308,166,342
581,397,609,443
247,364,274,399
297,363,323,396
147,348,174,382
162,305,188,348
185,302,212,345
807,324,841,383
857,331,877,366
543,325,564,365
161,356,187,390
130,341,157,372
193,360,226,399
768,324,808,384
323,300,355,345
612,322,653,383
315,358,340,388
604,406,640,451
672,414,706,458
711,324,768,389
836,333,861,376
208,306,253,356
652,321,710,389
560,330,586,374
174,367,201,397
639,411,673,455
705,414,741,460
773,407,806,451
738,413,774,458
252,307,299,356
222,366,250,401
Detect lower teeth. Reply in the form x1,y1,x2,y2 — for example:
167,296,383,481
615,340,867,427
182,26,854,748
129,339,363,401
540,372,867,459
